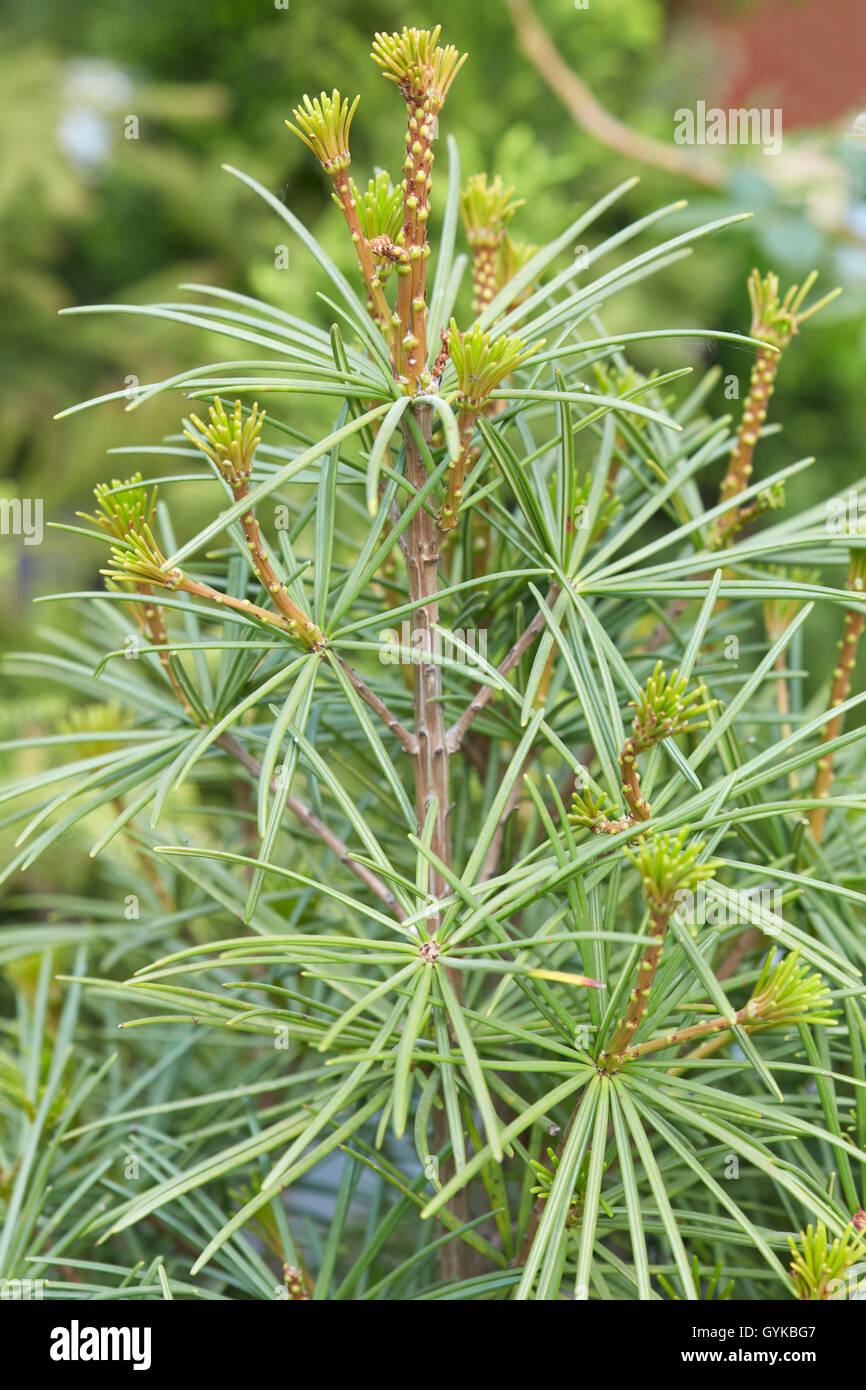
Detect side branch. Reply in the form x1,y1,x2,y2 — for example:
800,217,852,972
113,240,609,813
329,651,417,754
216,731,407,920
446,587,558,752
809,602,865,842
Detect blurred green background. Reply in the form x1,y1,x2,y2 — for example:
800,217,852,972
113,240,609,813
2,0,864,694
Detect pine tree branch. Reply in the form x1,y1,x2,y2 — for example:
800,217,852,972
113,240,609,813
810,603,865,842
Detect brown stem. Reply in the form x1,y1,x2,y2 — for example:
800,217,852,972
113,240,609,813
396,102,435,392
133,582,193,716
618,735,652,822
715,927,762,983
328,651,417,754
533,644,556,711
810,605,865,842
438,403,480,538
645,347,780,652
233,484,324,637
645,594,692,654
601,904,671,1069
403,404,475,1282
670,1026,749,1072
331,173,394,347
174,572,324,651
713,492,778,550
645,341,782,651
710,346,779,548
624,1007,746,1062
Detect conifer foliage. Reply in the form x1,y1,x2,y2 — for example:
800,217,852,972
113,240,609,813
3,26,865,1302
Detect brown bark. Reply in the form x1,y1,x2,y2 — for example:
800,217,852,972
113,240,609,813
810,606,865,842
710,346,779,548
602,905,669,1066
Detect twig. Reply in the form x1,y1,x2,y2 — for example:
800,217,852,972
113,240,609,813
216,731,406,921
446,588,558,752
403,400,475,1282
618,732,652,823
504,0,723,189
331,171,395,347
711,270,839,548
180,400,326,652
810,589,865,842
438,403,482,540
329,651,417,754
601,903,671,1066
234,486,328,644
171,571,324,649
134,582,194,717
710,347,779,547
